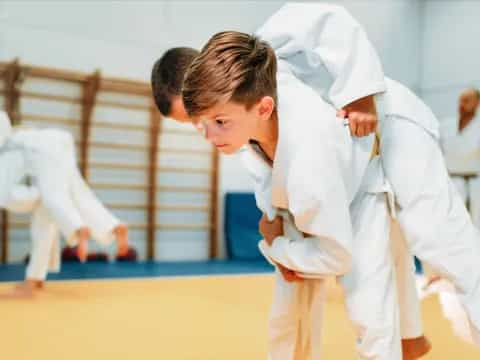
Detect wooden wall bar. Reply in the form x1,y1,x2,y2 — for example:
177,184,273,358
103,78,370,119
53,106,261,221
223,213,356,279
0,60,220,262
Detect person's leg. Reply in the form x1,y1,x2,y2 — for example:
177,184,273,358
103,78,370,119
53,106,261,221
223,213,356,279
380,116,480,345
451,176,468,205
70,167,128,256
25,131,93,260
341,187,402,359
27,151,88,249
390,220,432,359
268,272,326,360
13,205,59,298
468,176,480,228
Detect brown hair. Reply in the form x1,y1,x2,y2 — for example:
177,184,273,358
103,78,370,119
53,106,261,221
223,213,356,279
151,47,199,116
182,31,277,117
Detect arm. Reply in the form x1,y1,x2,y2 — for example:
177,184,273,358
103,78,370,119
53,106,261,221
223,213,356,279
263,143,354,277
257,3,384,135
257,3,386,108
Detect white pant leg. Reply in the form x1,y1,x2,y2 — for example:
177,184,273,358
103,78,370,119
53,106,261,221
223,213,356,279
26,204,61,281
340,190,402,360
48,227,61,273
70,167,119,246
26,148,84,244
380,116,480,345
451,176,468,204
268,272,326,360
390,220,423,339
468,176,480,229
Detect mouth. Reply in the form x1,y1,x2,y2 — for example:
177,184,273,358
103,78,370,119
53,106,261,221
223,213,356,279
215,144,228,148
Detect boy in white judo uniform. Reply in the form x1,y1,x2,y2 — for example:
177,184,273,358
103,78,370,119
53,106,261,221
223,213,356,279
151,46,430,358
180,30,411,359
0,111,129,297
256,2,480,347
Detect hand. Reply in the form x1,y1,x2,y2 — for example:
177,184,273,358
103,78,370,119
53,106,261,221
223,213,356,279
259,214,283,246
337,95,378,137
276,263,303,282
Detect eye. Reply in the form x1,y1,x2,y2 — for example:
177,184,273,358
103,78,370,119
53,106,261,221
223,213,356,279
216,119,227,126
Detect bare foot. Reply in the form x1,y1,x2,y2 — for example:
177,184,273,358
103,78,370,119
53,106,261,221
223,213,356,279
9,280,44,299
76,227,91,262
402,335,432,360
114,224,129,257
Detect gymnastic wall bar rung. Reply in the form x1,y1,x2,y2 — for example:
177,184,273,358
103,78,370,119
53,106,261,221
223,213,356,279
75,140,212,156
8,221,211,231
21,90,81,104
159,148,211,156
93,121,148,132
106,203,210,212
89,161,212,174
90,182,211,194
78,141,148,151
95,99,151,111
99,79,152,97
21,113,80,126
19,90,151,112
21,113,149,132
0,62,152,91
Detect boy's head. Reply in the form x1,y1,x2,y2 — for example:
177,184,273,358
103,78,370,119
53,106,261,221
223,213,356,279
182,31,278,154
151,47,199,122
459,88,480,117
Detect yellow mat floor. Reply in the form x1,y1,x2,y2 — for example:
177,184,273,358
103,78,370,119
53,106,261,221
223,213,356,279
0,274,478,359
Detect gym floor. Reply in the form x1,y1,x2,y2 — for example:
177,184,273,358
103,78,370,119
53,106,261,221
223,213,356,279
0,263,478,360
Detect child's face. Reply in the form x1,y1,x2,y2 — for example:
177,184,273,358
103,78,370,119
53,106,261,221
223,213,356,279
192,100,262,155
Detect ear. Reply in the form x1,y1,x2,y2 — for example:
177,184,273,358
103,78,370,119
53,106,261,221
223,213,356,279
256,96,275,120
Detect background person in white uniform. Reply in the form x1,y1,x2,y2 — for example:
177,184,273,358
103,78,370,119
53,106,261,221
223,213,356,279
0,112,129,297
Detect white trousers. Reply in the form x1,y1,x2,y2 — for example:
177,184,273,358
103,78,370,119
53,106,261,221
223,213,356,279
24,131,119,245
25,204,60,281
22,131,120,280
380,115,480,345
265,186,408,359
451,175,480,229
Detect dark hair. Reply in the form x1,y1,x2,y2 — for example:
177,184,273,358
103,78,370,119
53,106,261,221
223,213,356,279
151,47,199,116
183,31,277,117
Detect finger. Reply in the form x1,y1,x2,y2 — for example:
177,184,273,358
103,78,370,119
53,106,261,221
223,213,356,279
336,109,347,118
365,121,376,135
278,265,294,280
286,272,303,283
363,115,376,134
292,274,304,282
348,116,358,135
356,123,366,137
278,267,291,281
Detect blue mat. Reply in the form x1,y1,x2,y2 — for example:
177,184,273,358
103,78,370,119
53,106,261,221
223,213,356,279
224,192,263,260
0,260,274,282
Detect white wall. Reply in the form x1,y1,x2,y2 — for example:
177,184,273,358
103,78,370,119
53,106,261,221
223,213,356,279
420,0,480,121
0,0,422,261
